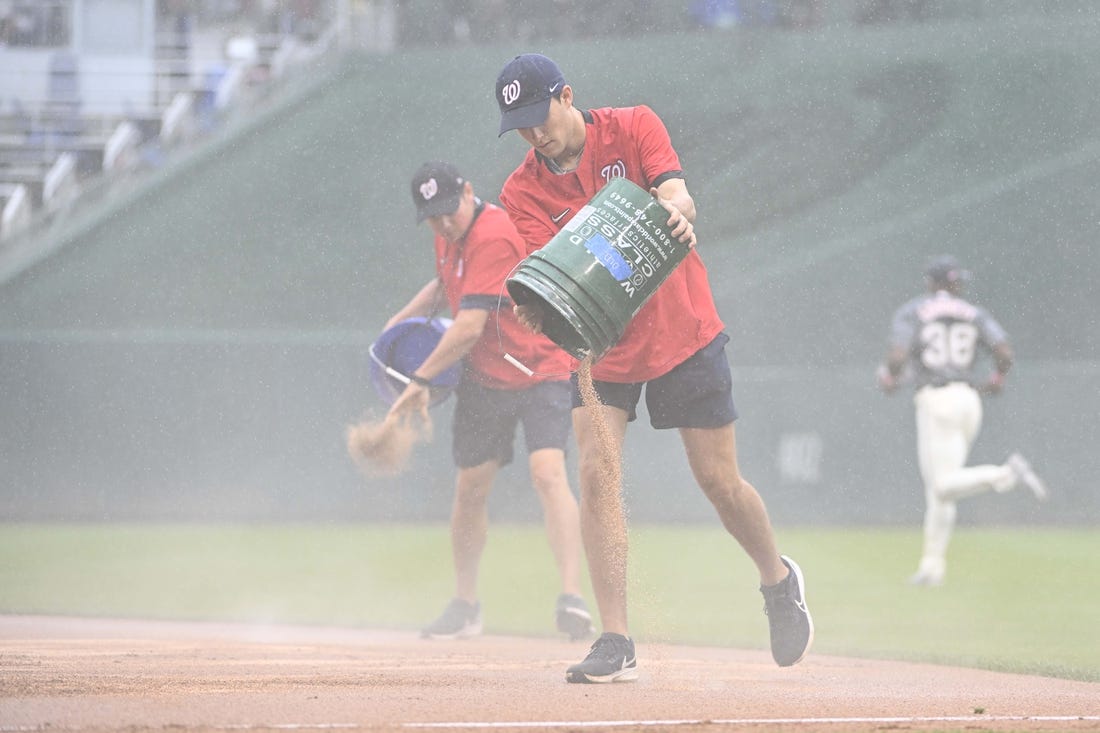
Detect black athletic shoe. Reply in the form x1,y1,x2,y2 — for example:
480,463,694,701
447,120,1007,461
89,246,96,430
565,632,638,683
420,598,482,640
555,593,595,641
760,555,814,667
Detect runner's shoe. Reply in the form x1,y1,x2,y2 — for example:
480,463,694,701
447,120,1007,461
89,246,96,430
760,555,814,667
555,593,595,641
908,569,944,587
1007,453,1049,501
565,632,638,683
420,598,482,639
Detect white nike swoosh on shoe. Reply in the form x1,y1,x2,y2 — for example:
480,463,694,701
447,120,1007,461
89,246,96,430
551,208,571,223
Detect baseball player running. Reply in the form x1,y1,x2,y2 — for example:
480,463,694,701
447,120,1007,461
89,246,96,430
877,255,1048,587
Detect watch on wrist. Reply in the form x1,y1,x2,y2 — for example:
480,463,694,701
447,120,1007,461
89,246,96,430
409,373,432,388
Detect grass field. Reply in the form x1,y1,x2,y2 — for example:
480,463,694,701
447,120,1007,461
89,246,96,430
0,522,1094,683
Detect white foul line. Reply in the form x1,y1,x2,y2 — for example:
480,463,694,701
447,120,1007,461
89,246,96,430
0,727,365,732
5,717,1100,732
403,715,1100,729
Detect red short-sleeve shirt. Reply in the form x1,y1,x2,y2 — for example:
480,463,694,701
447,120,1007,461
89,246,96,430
500,105,724,383
435,201,571,389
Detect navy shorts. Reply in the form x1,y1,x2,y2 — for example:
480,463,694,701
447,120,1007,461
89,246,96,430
452,379,572,468
570,333,739,429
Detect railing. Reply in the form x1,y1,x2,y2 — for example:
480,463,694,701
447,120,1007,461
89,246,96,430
0,18,341,252
159,92,195,148
1,183,31,240
41,151,77,209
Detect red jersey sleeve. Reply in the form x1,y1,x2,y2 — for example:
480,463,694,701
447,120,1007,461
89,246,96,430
632,105,683,187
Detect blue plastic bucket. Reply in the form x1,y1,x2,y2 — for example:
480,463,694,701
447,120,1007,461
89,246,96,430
368,317,462,407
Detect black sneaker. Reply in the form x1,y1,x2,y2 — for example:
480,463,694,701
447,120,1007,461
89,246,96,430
565,632,638,683
760,555,814,667
555,593,595,641
420,598,482,639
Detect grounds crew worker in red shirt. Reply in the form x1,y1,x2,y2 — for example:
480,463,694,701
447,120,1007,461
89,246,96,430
495,54,813,683
387,161,594,642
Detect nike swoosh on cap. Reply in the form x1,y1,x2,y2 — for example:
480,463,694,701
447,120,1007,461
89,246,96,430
549,82,561,93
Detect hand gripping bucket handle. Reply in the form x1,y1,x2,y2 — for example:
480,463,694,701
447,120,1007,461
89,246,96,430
367,317,461,407
368,342,412,385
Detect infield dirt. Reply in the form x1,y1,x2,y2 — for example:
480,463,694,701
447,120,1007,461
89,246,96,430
1,615,1098,733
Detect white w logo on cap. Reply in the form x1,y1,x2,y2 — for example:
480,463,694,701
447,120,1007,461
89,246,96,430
502,79,521,106
419,178,439,201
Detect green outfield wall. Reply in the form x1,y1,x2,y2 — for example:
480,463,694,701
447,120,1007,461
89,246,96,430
2,6,1098,524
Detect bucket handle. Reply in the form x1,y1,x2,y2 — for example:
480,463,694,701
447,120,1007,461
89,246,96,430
368,341,412,385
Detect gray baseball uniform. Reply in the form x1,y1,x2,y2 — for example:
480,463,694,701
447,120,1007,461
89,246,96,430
888,290,1007,390
886,288,1028,585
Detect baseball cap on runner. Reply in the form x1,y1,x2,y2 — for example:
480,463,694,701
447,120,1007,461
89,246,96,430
496,53,566,136
925,254,972,284
411,161,465,223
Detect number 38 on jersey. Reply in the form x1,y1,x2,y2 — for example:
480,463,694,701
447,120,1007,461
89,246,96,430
919,320,978,370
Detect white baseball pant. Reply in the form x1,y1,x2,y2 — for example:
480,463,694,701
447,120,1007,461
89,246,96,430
912,382,1017,580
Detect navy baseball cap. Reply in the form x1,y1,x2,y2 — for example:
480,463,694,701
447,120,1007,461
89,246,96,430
496,53,566,136
925,254,972,284
411,161,465,223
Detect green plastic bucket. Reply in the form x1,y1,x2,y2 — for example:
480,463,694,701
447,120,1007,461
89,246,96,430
506,177,692,361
